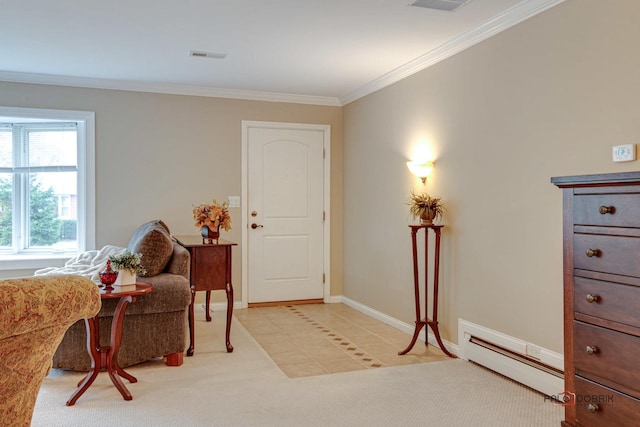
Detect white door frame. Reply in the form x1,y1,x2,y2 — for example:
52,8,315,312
241,121,331,308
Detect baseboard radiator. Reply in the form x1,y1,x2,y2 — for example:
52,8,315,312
458,319,564,397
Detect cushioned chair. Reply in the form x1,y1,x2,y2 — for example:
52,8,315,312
0,275,101,427
53,220,192,370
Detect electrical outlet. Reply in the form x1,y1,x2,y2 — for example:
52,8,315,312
526,343,542,360
613,144,636,162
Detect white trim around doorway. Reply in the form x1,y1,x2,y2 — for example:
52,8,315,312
240,121,331,308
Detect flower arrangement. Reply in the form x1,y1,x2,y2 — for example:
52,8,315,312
109,251,147,275
193,199,232,232
407,190,445,224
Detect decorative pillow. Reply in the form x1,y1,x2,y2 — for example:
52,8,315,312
127,220,174,277
154,219,170,234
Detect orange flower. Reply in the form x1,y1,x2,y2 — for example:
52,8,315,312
192,199,232,231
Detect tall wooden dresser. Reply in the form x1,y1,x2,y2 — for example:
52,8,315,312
552,172,640,427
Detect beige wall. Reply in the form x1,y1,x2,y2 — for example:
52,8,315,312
3,0,639,355
342,0,640,353
0,82,343,299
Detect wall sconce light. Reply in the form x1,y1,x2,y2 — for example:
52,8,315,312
406,161,434,184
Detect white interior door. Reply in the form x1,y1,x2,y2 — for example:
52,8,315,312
245,123,327,304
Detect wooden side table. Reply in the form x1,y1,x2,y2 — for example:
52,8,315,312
66,282,153,406
399,225,455,358
173,235,237,356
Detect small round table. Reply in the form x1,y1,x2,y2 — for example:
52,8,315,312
66,282,153,406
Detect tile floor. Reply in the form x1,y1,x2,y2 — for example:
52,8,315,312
234,303,450,378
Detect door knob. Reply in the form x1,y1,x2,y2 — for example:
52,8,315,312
251,223,264,229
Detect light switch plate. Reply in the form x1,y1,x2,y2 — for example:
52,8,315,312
227,196,240,208
613,144,636,162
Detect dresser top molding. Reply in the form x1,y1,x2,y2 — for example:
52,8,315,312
551,171,640,188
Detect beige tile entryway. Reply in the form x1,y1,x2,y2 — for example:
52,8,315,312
234,303,449,378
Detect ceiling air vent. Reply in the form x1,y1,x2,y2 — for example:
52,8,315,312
189,50,227,59
410,0,471,12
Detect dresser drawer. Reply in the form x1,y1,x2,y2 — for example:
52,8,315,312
574,321,640,397
574,377,640,427
575,277,640,329
574,233,640,278
574,193,640,228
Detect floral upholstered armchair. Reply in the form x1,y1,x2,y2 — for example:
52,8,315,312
0,275,101,426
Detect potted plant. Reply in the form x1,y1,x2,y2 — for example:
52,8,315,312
408,190,444,225
193,199,232,243
109,251,146,285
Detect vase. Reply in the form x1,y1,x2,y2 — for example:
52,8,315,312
115,269,136,286
201,225,220,244
420,210,436,225
99,260,118,290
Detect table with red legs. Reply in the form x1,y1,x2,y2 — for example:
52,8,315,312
399,225,456,358
66,282,153,406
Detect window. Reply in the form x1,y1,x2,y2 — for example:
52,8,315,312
0,107,95,269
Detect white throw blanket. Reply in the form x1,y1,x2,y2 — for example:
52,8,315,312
34,245,127,282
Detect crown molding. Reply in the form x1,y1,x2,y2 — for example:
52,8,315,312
340,0,566,105
0,71,342,107
0,0,564,108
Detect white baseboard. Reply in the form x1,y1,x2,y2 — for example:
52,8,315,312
325,295,343,304
458,319,564,397
339,296,459,356
202,301,244,312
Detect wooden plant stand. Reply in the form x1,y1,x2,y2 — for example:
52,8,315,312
399,224,455,358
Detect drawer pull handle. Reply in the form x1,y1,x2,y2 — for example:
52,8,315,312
587,403,599,413
586,345,598,355
599,205,614,215
586,294,600,303
586,248,601,258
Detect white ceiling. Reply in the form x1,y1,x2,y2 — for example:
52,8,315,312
1,0,563,106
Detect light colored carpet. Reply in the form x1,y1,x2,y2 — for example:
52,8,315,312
33,307,563,426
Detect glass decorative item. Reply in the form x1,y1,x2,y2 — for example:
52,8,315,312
99,260,119,290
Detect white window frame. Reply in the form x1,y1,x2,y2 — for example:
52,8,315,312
0,106,95,270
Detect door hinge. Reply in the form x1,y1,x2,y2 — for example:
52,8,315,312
323,148,326,159
323,211,326,221
323,273,326,284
